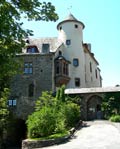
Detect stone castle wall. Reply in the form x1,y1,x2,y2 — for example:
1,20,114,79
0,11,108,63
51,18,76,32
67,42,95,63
10,54,54,120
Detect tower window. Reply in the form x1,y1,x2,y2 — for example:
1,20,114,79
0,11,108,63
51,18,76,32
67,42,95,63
24,62,33,74
73,58,79,66
28,83,34,97
75,78,80,87
60,26,62,30
66,39,71,45
75,24,78,28
42,43,50,53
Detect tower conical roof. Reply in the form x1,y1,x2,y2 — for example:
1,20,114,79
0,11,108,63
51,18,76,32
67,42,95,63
64,13,78,21
57,13,85,29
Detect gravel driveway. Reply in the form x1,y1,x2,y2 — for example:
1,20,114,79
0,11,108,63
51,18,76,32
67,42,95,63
36,120,120,149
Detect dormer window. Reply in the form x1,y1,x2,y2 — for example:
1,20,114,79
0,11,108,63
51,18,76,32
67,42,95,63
26,39,30,44
42,43,50,53
27,46,39,53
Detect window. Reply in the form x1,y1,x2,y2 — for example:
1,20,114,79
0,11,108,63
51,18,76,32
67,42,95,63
75,24,78,28
59,51,62,56
42,43,50,53
28,84,34,97
90,62,92,72
60,26,62,30
27,46,38,53
56,62,59,74
63,62,66,74
24,62,33,74
55,60,69,76
73,58,79,66
95,69,98,79
75,78,80,87
66,63,69,75
66,39,71,46
8,99,16,106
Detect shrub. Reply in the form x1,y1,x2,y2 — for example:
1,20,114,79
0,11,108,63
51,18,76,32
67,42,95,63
26,88,81,139
63,102,80,128
26,106,65,138
109,115,120,122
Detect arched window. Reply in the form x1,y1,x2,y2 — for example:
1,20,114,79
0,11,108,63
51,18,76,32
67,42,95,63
28,83,34,97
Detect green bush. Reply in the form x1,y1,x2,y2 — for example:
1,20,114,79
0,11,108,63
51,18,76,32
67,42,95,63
109,115,120,122
26,88,81,139
63,102,80,128
26,106,65,138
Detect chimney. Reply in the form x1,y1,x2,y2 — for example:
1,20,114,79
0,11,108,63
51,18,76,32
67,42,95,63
87,43,91,51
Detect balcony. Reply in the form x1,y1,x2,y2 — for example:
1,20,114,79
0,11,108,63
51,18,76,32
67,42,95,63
55,74,70,87
54,56,70,87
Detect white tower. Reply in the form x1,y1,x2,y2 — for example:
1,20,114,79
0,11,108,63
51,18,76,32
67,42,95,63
57,14,86,88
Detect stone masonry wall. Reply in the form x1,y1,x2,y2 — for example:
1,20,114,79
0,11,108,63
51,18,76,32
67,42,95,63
10,53,54,120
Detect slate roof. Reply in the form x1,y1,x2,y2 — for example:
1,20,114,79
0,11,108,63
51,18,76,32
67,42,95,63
22,37,62,53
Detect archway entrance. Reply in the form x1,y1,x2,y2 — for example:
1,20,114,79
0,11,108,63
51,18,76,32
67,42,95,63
87,95,102,120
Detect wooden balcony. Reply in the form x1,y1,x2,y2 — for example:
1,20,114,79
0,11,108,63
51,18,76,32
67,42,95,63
54,55,70,87
55,74,70,87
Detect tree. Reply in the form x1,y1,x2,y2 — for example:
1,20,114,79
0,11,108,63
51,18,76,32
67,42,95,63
102,92,120,119
0,88,10,147
0,0,58,93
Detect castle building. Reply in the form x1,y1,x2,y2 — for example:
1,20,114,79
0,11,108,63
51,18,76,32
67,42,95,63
10,14,102,120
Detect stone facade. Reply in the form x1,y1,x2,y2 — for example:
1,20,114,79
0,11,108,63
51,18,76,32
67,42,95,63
10,53,54,119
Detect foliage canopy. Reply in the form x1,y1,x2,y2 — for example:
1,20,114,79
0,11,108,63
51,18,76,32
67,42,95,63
0,88,10,147
0,0,58,92
102,92,120,119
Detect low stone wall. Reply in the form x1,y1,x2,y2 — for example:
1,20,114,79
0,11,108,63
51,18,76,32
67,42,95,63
22,120,83,149
22,136,70,149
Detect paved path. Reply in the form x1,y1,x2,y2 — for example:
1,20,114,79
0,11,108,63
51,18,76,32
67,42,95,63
36,120,120,149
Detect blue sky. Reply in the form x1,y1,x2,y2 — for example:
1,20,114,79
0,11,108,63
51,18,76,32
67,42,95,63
22,0,120,87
